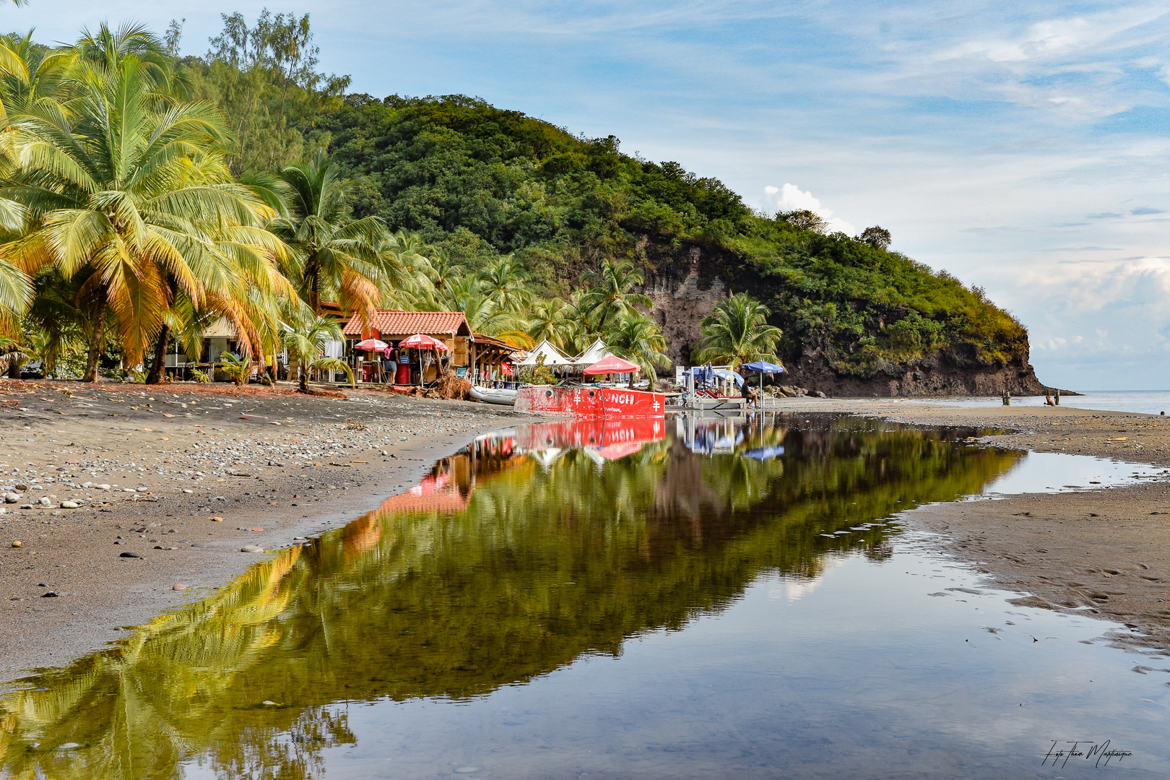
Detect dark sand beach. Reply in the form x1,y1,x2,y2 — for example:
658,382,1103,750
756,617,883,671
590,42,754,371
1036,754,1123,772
0,380,534,680
2,383,1169,681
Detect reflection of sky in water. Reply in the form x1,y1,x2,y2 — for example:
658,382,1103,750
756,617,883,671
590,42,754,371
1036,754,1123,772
184,543,1170,779
974,451,1167,498
9,415,1168,779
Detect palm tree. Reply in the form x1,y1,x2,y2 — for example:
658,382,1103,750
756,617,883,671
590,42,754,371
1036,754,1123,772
0,31,71,117
479,254,530,313
693,292,783,367
1,51,289,381
605,311,668,386
283,312,354,393
524,297,577,350
0,257,28,321
376,229,433,308
577,258,653,333
266,150,391,323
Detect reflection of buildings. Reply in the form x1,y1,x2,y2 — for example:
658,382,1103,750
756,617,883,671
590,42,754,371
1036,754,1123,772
675,414,787,460
513,418,666,465
373,434,525,517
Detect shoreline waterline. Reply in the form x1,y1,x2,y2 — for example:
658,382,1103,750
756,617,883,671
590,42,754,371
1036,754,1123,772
2,381,1170,683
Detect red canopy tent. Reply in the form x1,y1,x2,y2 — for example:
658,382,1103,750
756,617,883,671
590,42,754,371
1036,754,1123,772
583,355,640,375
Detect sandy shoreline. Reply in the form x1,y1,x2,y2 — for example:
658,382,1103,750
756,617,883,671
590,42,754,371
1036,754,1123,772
0,379,536,681
770,398,1170,654
2,384,1169,683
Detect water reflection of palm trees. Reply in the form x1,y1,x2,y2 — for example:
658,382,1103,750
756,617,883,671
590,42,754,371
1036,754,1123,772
0,417,1023,779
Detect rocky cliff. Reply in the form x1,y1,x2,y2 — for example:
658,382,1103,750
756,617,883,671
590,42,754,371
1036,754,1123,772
637,236,1050,397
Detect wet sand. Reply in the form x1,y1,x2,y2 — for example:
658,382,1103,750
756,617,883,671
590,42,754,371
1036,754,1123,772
0,379,535,680
3,383,1169,682
768,398,1170,653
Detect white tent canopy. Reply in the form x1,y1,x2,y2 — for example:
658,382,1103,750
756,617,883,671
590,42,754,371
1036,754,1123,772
572,338,613,367
514,339,574,367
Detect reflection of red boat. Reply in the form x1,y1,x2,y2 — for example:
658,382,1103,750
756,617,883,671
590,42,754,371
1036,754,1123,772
514,418,665,461
516,386,665,418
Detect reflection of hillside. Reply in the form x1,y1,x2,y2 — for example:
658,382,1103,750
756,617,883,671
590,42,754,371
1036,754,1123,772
0,419,1023,779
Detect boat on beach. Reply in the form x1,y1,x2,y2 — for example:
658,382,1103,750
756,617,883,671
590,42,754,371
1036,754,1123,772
469,384,518,406
687,393,747,411
516,384,665,418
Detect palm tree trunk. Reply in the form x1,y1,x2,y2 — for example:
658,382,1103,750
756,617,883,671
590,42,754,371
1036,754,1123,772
83,296,108,382
309,271,321,314
145,324,170,384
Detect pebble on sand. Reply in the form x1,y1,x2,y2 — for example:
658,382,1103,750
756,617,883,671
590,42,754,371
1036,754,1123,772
59,500,79,509
240,544,265,553
210,516,223,522
172,583,188,591
10,541,21,548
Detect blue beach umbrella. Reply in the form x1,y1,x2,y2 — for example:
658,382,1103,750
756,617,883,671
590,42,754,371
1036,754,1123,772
740,360,785,374
742,445,786,461
740,360,785,394
711,368,745,387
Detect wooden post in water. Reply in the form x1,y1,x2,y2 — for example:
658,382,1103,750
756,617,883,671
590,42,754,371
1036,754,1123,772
1001,389,1011,406
1055,389,1060,405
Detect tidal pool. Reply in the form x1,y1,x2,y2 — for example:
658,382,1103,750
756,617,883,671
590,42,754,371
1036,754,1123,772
1,414,1166,779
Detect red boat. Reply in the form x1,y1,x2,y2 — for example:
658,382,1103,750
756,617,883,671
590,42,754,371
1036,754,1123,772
516,385,665,418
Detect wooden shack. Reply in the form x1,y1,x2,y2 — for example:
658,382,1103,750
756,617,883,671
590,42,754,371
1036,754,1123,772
343,310,473,382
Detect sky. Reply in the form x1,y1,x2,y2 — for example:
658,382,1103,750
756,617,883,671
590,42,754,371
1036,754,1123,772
7,1,1170,390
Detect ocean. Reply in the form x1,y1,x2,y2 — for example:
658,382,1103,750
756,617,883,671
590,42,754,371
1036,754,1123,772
909,390,1170,416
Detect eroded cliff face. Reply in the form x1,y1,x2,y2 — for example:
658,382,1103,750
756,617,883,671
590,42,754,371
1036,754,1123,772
642,243,729,367
635,236,1051,397
780,353,1048,397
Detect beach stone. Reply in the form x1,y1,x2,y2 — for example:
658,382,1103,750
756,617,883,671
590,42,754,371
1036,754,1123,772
37,497,52,507
59,501,79,509
240,544,265,553
172,584,188,591
41,591,58,598
10,541,21,548
119,552,141,559
3,494,17,504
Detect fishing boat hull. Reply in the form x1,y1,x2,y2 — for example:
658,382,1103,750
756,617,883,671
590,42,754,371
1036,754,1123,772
470,385,517,406
516,385,665,418
690,396,747,411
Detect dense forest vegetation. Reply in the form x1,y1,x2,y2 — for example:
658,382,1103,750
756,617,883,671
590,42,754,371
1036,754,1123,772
0,12,1033,389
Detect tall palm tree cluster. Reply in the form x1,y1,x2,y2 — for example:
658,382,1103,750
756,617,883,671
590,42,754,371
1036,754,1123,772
445,256,670,382
0,25,433,384
0,24,772,389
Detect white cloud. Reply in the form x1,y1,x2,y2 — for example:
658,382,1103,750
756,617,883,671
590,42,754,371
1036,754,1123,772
763,183,857,235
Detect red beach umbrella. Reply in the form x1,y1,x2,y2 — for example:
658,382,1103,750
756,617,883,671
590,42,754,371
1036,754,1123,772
583,355,640,375
355,338,389,351
399,333,449,351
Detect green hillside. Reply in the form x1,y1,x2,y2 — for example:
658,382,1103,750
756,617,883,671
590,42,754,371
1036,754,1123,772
0,15,1035,390
310,94,1028,378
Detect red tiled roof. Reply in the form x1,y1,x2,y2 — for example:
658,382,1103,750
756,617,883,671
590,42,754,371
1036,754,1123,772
343,310,471,338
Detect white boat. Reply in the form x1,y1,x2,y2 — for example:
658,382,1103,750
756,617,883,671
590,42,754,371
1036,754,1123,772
688,394,747,411
470,384,518,406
